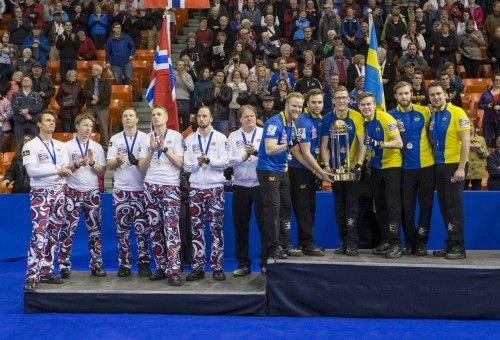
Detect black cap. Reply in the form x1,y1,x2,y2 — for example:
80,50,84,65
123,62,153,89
262,95,274,101
32,62,42,68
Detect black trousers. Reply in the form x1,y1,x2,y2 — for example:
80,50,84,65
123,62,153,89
435,163,466,251
289,167,317,248
462,56,481,78
332,180,360,249
370,167,402,246
464,179,482,190
256,170,291,256
232,184,266,267
401,166,435,246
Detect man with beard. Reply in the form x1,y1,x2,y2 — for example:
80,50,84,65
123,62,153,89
389,82,434,256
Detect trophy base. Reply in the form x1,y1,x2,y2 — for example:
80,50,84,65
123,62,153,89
327,171,360,181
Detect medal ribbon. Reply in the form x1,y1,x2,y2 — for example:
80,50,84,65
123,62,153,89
123,131,138,154
76,137,89,160
38,136,56,165
198,131,214,156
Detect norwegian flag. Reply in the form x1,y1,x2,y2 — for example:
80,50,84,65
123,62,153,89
145,14,179,131
144,0,209,8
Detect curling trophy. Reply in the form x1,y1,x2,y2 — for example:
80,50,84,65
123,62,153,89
327,119,360,181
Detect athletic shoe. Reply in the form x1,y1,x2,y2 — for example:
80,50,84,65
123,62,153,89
402,243,415,255
149,269,165,281
24,279,37,290
302,245,325,256
414,244,428,256
445,248,466,260
345,248,359,256
117,266,131,277
432,248,448,257
167,274,183,287
213,270,226,281
60,268,71,279
385,245,403,259
334,242,347,254
138,263,152,277
186,270,205,281
91,268,107,277
233,266,251,277
40,273,63,284
372,241,390,255
285,247,303,257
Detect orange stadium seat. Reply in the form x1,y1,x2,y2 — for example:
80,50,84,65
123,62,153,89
77,60,92,74
111,85,132,107
462,78,492,88
132,60,150,87
96,50,106,61
89,132,101,143
465,84,488,94
135,49,155,62
108,99,123,122
53,132,74,142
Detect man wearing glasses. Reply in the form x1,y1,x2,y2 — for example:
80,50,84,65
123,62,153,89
320,86,366,255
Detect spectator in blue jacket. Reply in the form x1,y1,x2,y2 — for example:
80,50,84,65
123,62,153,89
88,4,108,49
21,26,50,68
11,76,43,144
105,22,135,86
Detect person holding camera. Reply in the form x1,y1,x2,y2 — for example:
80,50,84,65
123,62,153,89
107,108,152,278
478,71,500,147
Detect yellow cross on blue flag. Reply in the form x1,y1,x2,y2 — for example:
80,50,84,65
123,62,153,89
364,15,386,111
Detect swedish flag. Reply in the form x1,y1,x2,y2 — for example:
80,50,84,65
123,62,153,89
364,15,386,111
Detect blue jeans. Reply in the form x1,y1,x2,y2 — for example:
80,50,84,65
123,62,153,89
14,122,37,145
176,99,191,131
229,108,240,132
212,119,229,136
111,61,132,85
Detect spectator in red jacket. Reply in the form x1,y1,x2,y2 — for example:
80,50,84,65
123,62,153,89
77,30,96,60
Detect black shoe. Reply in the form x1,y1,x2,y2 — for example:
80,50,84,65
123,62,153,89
385,245,403,259
271,248,288,259
285,247,303,257
186,270,205,281
60,268,71,279
149,269,166,281
432,248,448,257
24,279,37,290
213,270,226,281
117,266,131,277
167,274,183,287
334,242,347,254
302,245,325,256
40,273,64,284
91,268,107,277
445,248,466,260
372,241,390,255
414,244,428,256
138,263,152,277
402,243,415,255
346,248,359,256
233,266,251,277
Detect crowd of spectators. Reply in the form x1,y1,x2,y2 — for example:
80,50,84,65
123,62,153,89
0,0,498,189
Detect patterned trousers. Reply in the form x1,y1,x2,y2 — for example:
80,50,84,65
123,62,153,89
58,188,103,271
144,183,182,276
190,186,225,272
113,190,150,268
26,185,66,282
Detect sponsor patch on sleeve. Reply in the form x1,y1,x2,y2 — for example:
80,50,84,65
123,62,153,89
298,128,306,139
22,150,30,157
267,124,277,136
388,122,398,132
459,117,470,128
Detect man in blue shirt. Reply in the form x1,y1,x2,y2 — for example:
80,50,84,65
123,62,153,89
256,92,303,260
289,89,331,256
105,22,135,85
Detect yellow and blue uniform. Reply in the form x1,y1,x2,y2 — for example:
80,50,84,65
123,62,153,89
389,104,435,251
389,104,434,170
257,112,297,173
289,109,322,169
320,108,364,167
429,103,470,165
429,103,470,255
321,108,365,251
363,110,402,169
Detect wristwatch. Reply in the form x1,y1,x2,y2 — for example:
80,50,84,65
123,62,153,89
163,147,169,154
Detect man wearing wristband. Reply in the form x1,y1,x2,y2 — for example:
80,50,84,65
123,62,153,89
58,113,107,278
107,108,151,278
184,107,229,281
288,89,331,257
320,86,366,256
23,110,71,290
138,106,184,286
360,92,404,259
389,82,435,256
256,92,304,260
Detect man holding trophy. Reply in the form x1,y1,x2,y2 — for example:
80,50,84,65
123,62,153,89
320,86,366,256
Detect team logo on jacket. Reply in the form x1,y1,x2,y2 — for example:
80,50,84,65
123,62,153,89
38,152,49,162
192,144,200,152
388,122,398,132
22,150,30,156
71,152,80,161
311,127,317,139
459,118,469,128
267,125,277,136
298,128,306,139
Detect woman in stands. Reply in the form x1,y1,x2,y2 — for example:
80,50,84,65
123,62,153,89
444,62,465,93
0,91,11,152
478,71,500,147
56,70,85,132
465,120,489,190
272,79,290,112
1,134,32,193
193,67,212,112
458,20,486,78
298,49,320,79
487,136,500,190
